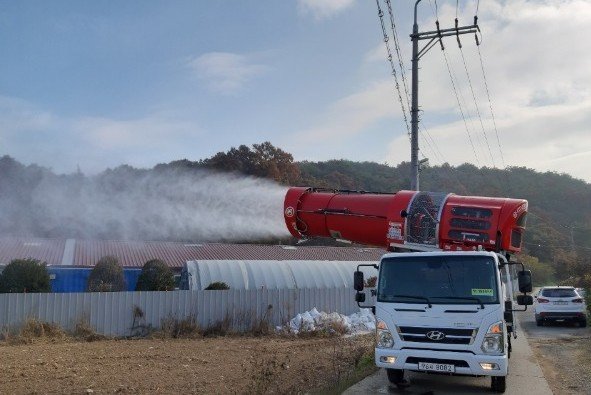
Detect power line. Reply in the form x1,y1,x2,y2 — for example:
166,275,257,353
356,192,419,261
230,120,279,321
383,0,454,182
384,0,411,109
459,45,496,167
476,44,506,168
375,0,410,137
428,0,502,169
441,49,481,165
420,126,471,194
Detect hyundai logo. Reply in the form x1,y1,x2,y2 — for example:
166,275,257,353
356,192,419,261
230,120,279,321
426,330,446,341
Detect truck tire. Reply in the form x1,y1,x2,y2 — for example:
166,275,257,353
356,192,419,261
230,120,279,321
536,317,543,326
386,368,405,386
491,376,506,393
580,319,587,328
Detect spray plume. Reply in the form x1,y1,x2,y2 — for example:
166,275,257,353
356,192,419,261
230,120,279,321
0,164,291,242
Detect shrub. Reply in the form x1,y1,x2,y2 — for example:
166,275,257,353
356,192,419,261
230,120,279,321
204,281,230,290
0,258,50,293
135,259,175,291
87,256,125,292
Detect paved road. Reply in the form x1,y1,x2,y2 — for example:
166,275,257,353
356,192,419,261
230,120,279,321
517,306,590,339
343,313,553,394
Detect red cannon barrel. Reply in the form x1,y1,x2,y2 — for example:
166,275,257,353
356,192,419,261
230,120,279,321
284,187,528,255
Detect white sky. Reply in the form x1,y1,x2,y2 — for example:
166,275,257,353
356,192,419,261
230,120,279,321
0,0,590,183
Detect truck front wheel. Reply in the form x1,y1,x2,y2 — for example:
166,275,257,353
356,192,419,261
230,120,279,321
491,375,506,393
386,368,406,386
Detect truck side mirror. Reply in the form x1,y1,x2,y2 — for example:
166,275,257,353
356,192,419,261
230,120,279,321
354,271,364,291
517,294,533,306
518,270,532,293
355,292,366,303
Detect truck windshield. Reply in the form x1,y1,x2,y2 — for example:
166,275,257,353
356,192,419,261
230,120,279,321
377,255,499,305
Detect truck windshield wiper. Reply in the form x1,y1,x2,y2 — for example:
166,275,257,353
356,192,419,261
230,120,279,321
391,294,432,308
430,296,485,309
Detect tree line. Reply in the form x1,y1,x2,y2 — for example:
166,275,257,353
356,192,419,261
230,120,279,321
0,257,230,293
1,141,590,289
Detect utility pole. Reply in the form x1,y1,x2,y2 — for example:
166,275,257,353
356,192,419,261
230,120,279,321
410,0,479,190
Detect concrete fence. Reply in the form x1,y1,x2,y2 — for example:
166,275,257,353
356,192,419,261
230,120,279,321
0,288,361,337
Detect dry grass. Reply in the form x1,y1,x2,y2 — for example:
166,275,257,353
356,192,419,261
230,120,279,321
153,315,201,339
72,318,106,342
4,318,68,344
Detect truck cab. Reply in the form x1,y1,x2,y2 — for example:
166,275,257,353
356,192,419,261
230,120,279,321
355,251,532,393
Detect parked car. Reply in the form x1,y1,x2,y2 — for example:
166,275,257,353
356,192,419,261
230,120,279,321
534,286,587,327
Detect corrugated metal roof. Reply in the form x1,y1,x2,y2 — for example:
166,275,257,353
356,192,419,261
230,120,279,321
0,237,384,268
0,237,65,265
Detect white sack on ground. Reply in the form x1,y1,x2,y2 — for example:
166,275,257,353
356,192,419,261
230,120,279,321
280,307,375,335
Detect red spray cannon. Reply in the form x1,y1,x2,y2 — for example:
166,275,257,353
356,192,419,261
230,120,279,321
284,187,528,255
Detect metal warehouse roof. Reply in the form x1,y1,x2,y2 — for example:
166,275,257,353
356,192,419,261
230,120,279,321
0,237,66,266
0,237,384,268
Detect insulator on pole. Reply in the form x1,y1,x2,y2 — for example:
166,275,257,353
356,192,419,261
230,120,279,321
455,18,462,48
436,20,444,50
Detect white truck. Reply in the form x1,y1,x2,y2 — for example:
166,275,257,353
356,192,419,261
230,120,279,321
283,187,535,392
353,251,533,393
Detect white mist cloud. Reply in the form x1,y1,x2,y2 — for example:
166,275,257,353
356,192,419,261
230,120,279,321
27,169,290,242
188,52,268,94
297,0,355,20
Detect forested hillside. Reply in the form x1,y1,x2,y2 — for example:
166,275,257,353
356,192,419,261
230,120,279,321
1,142,590,287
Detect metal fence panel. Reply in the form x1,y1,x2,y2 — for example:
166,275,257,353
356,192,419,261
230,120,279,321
0,288,359,337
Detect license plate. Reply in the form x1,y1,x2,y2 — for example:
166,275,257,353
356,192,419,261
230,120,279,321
553,301,568,305
418,362,455,373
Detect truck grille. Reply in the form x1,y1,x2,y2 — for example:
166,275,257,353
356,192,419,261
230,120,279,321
398,326,476,345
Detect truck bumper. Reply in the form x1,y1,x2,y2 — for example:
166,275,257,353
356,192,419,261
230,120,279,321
375,347,508,377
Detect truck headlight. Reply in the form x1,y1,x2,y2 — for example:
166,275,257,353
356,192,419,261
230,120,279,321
376,319,394,348
481,321,504,355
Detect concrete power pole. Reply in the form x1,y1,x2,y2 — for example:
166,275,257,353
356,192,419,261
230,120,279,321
410,0,479,191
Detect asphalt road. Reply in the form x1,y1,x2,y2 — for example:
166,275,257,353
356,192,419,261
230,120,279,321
343,312,553,394
517,304,590,339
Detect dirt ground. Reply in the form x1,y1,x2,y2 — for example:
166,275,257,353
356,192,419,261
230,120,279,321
0,334,375,394
530,336,591,394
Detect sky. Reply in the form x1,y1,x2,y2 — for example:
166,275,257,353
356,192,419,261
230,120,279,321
1,0,590,184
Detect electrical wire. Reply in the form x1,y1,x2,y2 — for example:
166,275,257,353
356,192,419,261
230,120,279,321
384,0,411,108
477,45,506,168
441,49,481,165
375,0,411,138
459,46,496,167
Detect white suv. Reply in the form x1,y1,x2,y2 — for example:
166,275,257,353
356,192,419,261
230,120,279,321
534,286,587,327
